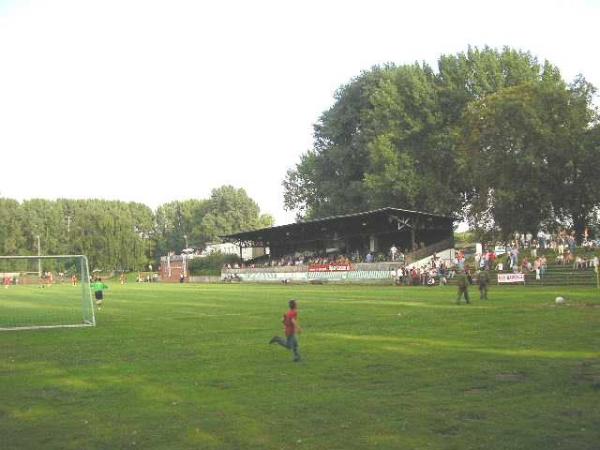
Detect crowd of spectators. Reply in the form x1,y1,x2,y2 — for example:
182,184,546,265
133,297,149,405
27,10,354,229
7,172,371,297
225,253,356,269
224,246,410,269
476,229,599,278
396,229,599,286
393,252,456,286
221,229,599,286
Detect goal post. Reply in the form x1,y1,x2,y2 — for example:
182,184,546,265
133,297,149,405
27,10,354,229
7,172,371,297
0,255,96,331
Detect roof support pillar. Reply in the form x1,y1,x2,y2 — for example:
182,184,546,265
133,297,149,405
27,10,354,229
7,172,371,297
369,235,377,252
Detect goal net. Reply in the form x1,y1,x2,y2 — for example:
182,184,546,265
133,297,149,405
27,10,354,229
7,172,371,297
0,255,95,331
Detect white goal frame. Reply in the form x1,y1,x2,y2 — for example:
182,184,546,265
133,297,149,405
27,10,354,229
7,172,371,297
0,254,96,331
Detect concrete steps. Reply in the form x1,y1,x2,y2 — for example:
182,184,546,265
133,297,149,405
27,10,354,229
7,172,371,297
446,264,598,287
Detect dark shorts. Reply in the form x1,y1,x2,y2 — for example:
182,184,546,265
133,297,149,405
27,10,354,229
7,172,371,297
95,291,104,301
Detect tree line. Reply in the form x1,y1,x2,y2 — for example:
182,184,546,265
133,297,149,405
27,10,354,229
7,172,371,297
283,46,600,241
0,186,273,270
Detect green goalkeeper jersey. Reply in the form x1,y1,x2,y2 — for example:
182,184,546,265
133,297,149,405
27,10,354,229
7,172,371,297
91,281,108,292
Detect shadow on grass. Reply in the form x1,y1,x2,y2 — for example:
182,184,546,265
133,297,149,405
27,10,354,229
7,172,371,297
314,332,600,359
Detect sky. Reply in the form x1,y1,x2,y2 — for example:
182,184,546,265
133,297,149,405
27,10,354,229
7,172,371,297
1,0,599,226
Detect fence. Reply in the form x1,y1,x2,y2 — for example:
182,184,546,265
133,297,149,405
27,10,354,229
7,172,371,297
405,238,455,264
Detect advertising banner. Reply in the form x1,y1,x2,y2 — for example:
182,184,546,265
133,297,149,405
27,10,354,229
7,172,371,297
497,273,525,284
238,272,308,282
234,269,394,283
308,263,352,272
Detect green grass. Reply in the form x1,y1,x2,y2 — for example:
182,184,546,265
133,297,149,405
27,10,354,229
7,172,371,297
0,284,93,329
1,283,599,450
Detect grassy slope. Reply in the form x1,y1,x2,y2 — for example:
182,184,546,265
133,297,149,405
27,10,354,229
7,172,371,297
0,283,599,450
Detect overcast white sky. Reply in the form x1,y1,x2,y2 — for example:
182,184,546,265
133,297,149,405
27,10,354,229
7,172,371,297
1,0,599,225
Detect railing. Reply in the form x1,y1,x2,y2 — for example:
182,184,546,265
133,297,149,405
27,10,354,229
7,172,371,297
405,238,455,264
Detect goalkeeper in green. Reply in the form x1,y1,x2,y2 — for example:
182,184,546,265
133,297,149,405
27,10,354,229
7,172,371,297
91,278,109,310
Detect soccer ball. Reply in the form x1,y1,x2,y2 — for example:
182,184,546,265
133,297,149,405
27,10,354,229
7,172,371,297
555,296,565,305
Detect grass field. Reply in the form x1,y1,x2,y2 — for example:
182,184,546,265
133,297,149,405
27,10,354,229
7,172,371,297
1,283,599,450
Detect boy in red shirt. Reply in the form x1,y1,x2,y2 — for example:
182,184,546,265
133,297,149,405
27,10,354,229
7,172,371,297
269,299,302,362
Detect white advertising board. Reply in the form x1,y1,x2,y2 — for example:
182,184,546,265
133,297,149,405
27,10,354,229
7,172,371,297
497,273,525,284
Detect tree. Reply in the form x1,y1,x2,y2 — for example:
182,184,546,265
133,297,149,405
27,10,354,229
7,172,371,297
0,198,25,255
154,200,209,257
284,63,452,218
460,73,599,239
153,186,274,256
283,67,380,218
0,190,274,268
284,46,600,239
546,76,600,240
460,83,555,237
283,47,553,221
199,186,273,242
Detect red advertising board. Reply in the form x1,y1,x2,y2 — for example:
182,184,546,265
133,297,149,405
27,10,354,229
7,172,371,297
308,263,352,272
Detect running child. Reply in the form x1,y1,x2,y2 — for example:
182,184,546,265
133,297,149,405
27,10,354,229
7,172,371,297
269,299,302,362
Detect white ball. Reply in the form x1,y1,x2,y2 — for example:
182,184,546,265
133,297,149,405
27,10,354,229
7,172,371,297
555,296,565,305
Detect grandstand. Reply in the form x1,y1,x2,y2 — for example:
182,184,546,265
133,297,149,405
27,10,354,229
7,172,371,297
221,207,455,282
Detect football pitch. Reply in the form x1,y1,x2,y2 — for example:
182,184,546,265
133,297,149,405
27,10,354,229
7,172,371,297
1,283,599,450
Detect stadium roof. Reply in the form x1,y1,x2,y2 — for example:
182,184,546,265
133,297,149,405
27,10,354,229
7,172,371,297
222,207,455,244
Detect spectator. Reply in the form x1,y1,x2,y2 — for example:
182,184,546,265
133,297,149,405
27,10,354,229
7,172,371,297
389,244,398,261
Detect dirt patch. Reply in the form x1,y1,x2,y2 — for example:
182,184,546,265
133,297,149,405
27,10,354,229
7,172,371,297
495,372,527,382
560,410,583,418
464,386,487,395
573,360,600,388
460,412,486,421
573,303,600,309
435,425,460,436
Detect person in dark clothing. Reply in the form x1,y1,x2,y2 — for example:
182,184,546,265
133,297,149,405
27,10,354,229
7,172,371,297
456,269,470,305
477,270,490,300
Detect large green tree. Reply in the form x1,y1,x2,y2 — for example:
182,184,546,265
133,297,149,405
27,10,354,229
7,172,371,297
284,63,448,218
284,47,550,220
284,46,600,238
460,83,557,237
547,76,600,239
461,74,599,239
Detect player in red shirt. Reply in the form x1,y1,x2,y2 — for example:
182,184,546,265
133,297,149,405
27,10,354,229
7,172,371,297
269,299,302,362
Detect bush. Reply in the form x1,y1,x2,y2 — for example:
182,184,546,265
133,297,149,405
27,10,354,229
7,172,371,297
454,231,477,246
188,253,241,276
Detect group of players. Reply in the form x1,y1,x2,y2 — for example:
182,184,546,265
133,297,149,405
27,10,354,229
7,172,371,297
455,268,490,304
